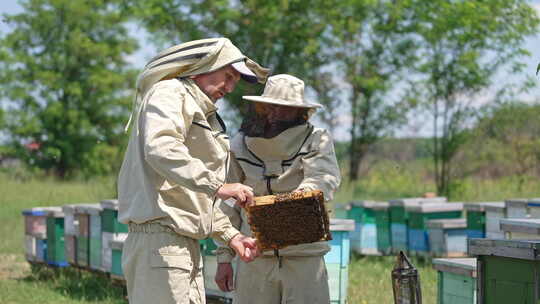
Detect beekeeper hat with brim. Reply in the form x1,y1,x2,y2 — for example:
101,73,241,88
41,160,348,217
243,74,322,118
125,37,270,131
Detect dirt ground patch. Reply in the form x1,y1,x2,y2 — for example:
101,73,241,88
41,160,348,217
0,254,30,280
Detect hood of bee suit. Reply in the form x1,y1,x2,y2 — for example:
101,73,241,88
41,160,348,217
125,37,270,131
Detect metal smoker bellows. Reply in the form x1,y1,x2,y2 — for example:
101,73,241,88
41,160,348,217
392,251,422,304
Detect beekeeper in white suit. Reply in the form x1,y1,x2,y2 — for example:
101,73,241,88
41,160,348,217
118,37,269,304
215,74,341,304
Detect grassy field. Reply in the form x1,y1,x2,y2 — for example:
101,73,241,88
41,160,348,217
2,167,539,304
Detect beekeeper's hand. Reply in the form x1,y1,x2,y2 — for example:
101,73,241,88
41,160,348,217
229,233,260,263
217,183,254,207
215,263,234,292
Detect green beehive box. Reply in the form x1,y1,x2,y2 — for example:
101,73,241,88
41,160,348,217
407,203,463,230
89,237,102,270
373,202,391,255
201,238,218,256
433,258,477,304
469,239,540,304
100,199,128,233
77,236,89,267
332,202,351,219
389,197,447,254
110,239,124,278
46,216,65,264
45,208,67,266
466,209,485,232
390,197,448,224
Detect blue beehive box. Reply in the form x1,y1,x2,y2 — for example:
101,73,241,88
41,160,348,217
428,218,468,257
347,201,379,255
389,197,447,254
325,218,355,304
407,203,463,256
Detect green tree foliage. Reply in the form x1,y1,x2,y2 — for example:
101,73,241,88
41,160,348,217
410,0,539,197
127,0,331,118
0,0,138,178
477,102,540,184
322,0,419,181
129,0,422,182
472,102,540,191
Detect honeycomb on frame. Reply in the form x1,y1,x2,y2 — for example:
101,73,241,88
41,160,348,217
246,190,332,251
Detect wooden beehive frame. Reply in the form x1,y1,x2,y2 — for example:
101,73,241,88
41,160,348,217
246,190,332,251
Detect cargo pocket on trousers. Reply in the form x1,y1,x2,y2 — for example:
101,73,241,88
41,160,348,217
150,252,193,302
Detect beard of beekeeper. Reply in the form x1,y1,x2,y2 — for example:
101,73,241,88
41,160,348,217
117,37,270,304
215,74,342,304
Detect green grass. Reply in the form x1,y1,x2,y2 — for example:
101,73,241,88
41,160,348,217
0,169,439,303
0,172,120,303
7,163,539,303
348,254,437,304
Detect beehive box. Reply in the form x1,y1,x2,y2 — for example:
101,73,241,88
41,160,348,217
373,202,391,255
428,218,468,257
433,258,477,304
86,204,103,271
527,198,540,218
483,203,506,239
100,199,128,272
62,204,78,265
505,198,529,219
347,200,379,255
332,202,351,219
406,203,463,256
100,199,128,234
35,235,47,262
246,191,331,251
110,239,125,280
61,204,79,236
469,239,540,304
500,218,540,240
25,235,37,262
102,232,127,273
325,219,354,304
64,234,77,265
74,204,93,267
464,202,503,239
22,208,48,238
22,207,60,263
45,208,68,267
389,197,447,254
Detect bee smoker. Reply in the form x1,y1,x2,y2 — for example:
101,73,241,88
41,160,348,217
391,251,422,304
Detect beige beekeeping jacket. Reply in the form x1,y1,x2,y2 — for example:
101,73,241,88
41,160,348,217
118,78,239,245
216,124,341,262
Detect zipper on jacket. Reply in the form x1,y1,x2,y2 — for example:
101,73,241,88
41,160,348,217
266,176,274,195
209,147,230,238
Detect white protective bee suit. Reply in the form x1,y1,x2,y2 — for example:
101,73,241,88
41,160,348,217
118,38,268,304
216,74,341,304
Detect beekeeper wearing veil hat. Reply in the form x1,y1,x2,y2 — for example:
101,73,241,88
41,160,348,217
117,37,269,304
215,74,341,304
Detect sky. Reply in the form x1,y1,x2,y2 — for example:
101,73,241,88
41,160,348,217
1,0,539,141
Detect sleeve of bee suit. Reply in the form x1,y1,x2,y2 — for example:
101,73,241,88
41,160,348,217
215,154,245,262
142,80,223,197
296,129,341,201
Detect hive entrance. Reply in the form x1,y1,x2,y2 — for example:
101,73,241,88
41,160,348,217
246,190,332,251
